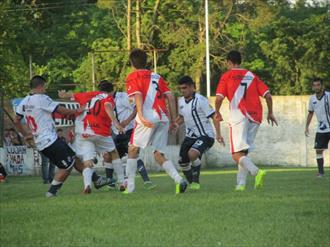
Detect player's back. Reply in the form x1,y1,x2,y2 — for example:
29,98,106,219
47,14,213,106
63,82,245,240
112,92,135,134
17,94,58,150
126,70,170,122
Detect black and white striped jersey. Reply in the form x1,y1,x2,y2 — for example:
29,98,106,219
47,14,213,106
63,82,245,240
308,91,330,133
178,93,215,138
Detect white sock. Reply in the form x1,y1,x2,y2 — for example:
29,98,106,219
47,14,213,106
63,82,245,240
126,159,137,193
163,160,182,184
192,158,201,167
104,162,113,169
113,159,125,184
239,156,258,176
82,167,93,189
237,164,248,186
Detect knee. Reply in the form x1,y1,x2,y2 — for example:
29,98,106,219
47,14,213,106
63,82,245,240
128,146,139,158
188,149,199,162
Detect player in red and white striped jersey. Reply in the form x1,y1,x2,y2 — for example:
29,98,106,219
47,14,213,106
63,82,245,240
125,48,187,194
215,50,278,191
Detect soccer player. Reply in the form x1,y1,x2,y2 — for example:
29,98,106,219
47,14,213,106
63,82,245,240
305,78,330,177
58,82,126,193
98,80,156,190
175,76,225,190
13,75,85,197
125,48,187,194
215,50,278,191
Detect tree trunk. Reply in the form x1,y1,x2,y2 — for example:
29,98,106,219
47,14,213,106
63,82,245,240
194,7,205,93
148,0,161,45
127,0,132,51
136,0,142,48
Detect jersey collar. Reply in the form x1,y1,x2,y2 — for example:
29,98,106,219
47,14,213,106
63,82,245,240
184,92,196,103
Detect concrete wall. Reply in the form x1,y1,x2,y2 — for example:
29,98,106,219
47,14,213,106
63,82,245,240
1,96,329,176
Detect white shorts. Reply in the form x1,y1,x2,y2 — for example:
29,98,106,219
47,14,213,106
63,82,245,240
75,134,116,162
130,121,169,153
229,118,259,154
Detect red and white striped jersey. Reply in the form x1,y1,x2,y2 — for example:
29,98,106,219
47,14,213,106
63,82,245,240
216,68,269,124
126,70,171,123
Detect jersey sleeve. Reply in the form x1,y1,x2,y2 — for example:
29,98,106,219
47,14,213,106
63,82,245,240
158,77,171,95
15,100,24,118
255,76,269,97
216,74,228,98
308,97,314,112
200,97,215,118
40,95,59,113
126,73,142,97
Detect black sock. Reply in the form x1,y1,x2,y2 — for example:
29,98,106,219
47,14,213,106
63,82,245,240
192,165,201,183
105,168,114,179
48,183,63,195
182,169,193,184
317,158,324,174
92,172,99,182
137,159,150,182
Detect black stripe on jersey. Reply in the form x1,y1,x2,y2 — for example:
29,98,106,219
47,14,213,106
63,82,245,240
206,111,215,118
52,105,60,113
191,98,203,136
192,98,207,136
324,94,330,127
113,92,120,122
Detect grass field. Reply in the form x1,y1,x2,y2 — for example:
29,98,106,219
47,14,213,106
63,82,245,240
1,168,330,247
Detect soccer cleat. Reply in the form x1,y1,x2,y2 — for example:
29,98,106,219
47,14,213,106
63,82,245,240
316,173,324,178
189,182,200,190
45,192,56,198
144,181,157,190
82,185,92,194
94,176,113,189
255,169,266,189
235,185,246,192
118,184,126,192
175,180,188,194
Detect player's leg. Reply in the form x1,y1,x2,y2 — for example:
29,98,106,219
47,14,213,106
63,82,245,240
103,152,114,179
179,138,194,185
188,136,215,189
152,122,187,194
108,149,126,191
314,132,329,177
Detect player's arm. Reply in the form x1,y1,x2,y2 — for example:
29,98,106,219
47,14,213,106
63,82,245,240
211,115,225,146
134,93,154,128
120,108,137,128
264,92,278,126
13,115,34,147
175,115,184,126
305,111,314,137
104,102,124,133
56,105,83,116
165,93,177,131
215,95,224,122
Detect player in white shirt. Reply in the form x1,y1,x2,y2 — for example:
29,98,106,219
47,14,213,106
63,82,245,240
13,75,85,197
99,80,156,190
175,76,225,189
305,78,330,177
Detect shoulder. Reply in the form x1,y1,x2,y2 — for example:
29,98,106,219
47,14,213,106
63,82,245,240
196,93,208,103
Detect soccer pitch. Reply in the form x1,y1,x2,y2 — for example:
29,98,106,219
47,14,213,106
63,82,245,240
1,168,329,247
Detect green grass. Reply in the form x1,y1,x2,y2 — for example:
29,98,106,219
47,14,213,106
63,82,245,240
1,168,330,247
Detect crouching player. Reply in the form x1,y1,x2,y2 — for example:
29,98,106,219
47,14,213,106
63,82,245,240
175,76,225,190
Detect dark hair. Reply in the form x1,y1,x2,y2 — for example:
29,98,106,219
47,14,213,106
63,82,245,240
129,48,147,69
227,50,242,65
178,76,195,86
30,75,46,89
312,77,323,85
57,128,63,132
99,81,114,92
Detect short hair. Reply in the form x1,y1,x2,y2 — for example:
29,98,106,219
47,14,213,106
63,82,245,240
98,81,114,92
129,48,147,69
227,50,242,65
178,76,195,86
30,75,46,89
57,128,63,132
312,77,323,85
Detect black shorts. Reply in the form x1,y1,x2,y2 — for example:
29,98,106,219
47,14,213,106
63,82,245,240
41,138,76,170
114,129,133,158
179,136,215,164
314,132,330,150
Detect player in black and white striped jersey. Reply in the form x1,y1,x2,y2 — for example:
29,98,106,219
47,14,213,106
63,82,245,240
175,76,225,190
305,78,330,177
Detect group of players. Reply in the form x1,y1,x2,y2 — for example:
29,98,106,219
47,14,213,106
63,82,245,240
19,47,324,197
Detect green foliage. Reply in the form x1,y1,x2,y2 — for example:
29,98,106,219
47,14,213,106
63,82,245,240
1,0,329,99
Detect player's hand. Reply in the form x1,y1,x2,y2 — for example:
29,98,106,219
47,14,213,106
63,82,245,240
114,122,125,134
120,119,130,128
169,121,179,134
305,128,309,137
58,90,67,99
216,135,225,146
140,117,154,128
267,113,278,126
24,134,34,148
214,112,223,122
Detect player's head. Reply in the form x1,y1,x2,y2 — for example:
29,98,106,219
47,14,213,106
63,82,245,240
56,128,64,137
129,48,147,69
30,75,47,93
312,78,323,94
178,76,196,99
226,50,242,68
98,80,114,93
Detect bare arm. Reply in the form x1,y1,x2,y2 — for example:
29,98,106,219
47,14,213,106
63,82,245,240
175,115,184,126
56,105,82,116
305,111,314,137
212,115,225,146
120,108,137,128
13,115,34,146
104,103,124,132
215,95,224,121
265,93,278,126
134,93,154,128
